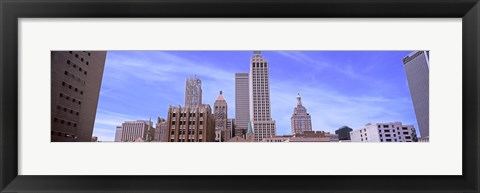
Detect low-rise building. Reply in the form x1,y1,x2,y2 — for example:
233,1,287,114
350,122,418,142
262,131,339,142
115,120,153,142
155,117,167,142
335,126,353,140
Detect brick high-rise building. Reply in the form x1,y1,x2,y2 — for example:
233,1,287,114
51,51,107,142
166,105,215,142
403,51,429,138
291,93,312,135
214,91,229,142
249,51,276,141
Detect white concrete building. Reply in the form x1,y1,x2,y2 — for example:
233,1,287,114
350,122,418,142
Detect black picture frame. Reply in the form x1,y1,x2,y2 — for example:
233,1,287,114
1,0,479,192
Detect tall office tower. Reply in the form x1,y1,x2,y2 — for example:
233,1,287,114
214,91,229,142
166,104,215,142
155,117,168,142
290,93,312,134
403,51,429,138
350,122,418,142
114,126,123,142
249,51,276,141
116,120,153,142
235,72,250,136
184,77,202,108
227,118,235,140
335,126,353,140
51,51,107,142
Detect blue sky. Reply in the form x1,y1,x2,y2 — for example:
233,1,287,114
92,51,418,141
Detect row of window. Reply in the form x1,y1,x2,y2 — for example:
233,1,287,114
69,51,91,65
170,130,204,135
170,139,203,142
66,60,88,75
56,105,80,116
64,70,85,85
61,81,84,95
171,121,204,125
59,92,82,105
172,113,204,117
53,117,78,128
252,63,268,68
51,130,76,138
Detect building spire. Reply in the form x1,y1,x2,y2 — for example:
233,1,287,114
297,93,302,106
247,120,254,134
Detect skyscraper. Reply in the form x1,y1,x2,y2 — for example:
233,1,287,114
214,91,229,142
290,93,312,134
403,51,429,138
235,72,250,136
51,51,107,142
185,77,202,108
249,51,276,141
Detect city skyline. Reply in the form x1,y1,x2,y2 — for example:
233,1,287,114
92,51,418,141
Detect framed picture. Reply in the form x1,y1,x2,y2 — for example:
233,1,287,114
1,0,479,192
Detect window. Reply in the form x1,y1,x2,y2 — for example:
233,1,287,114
75,54,78,58
69,51,73,54
67,60,71,64
86,61,89,65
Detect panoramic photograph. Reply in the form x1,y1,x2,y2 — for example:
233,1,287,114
50,50,429,143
